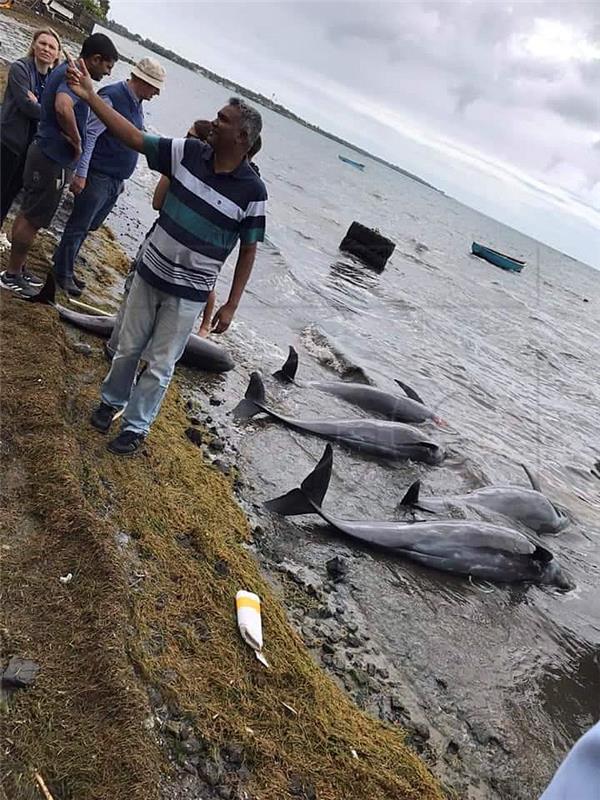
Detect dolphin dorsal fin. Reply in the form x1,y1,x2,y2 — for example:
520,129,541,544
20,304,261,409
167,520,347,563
394,379,424,405
521,463,541,492
400,480,421,507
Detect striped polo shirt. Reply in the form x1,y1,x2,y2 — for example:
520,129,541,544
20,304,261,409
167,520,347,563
137,134,267,301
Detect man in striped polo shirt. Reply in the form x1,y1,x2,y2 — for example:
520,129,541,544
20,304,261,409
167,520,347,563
66,56,267,455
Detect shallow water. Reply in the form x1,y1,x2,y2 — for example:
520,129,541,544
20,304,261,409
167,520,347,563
2,16,599,797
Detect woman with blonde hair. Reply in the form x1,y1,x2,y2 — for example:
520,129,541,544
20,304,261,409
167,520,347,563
0,27,62,234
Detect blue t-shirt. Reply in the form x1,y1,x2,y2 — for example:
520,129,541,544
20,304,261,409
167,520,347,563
36,61,88,168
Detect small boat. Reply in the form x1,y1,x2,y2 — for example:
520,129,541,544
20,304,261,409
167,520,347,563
338,154,365,171
471,242,525,272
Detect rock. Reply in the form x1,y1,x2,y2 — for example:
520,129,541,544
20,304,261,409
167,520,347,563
72,342,92,356
217,787,233,800
390,695,405,713
164,720,183,739
446,739,460,756
182,760,198,776
214,559,230,577
289,774,317,799
199,757,223,786
326,556,349,582
209,396,223,406
331,653,347,672
377,666,389,680
413,722,430,741
322,641,336,655
346,634,361,648
187,416,202,426
209,439,225,453
366,662,377,677
213,459,230,475
1,657,39,688
347,622,358,634
185,427,203,446
222,743,244,767
182,736,202,755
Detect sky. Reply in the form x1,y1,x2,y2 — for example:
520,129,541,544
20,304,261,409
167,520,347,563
108,1,600,268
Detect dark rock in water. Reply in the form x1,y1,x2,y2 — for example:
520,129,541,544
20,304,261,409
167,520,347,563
187,416,202,426
209,396,222,406
413,722,431,740
72,342,92,356
2,657,39,687
185,427,203,446
209,439,225,453
339,221,395,271
326,556,349,583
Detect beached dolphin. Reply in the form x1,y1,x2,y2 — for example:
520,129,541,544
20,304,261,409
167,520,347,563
29,273,234,373
233,372,445,465
273,346,442,425
398,469,571,535
265,444,573,590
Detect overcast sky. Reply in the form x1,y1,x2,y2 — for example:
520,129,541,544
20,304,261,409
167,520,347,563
108,1,600,267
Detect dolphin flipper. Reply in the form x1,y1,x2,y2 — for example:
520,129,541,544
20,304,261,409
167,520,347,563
394,379,425,405
521,464,542,492
273,345,298,383
400,480,421,507
265,444,333,515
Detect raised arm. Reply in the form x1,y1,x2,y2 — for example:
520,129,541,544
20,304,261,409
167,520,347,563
66,56,144,152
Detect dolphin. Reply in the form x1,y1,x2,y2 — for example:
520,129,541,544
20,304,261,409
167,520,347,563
273,346,443,425
265,444,573,590
29,274,234,373
398,469,571,535
233,372,445,465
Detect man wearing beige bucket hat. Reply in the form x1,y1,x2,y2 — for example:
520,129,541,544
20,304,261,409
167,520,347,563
52,57,166,296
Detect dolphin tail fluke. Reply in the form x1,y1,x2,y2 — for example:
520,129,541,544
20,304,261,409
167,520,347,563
29,272,56,305
272,345,298,383
394,379,424,405
265,444,333,516
232,372,266,419
400,480,421,507
521,463,541,492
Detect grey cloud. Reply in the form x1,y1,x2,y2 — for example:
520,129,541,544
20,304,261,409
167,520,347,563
451,82,482,114
547,92,600,126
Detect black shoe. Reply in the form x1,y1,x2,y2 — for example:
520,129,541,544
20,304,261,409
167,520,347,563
107,430,145,456
0,270,37,297
22,269,44,287
73,272,87,290
55,273,82,298
90,402,119,433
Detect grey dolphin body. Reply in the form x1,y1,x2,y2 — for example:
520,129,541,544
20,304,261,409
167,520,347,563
31,274,234,373
265,445,573,589
399,472,570,535
273,346,441,425
233,372,445,465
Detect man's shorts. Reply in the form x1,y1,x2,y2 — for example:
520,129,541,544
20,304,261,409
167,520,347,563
20,141,68,229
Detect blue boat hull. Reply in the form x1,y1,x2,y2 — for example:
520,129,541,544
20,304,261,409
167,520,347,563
471,242,525,272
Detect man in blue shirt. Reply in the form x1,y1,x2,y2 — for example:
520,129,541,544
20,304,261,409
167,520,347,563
52,57,166,297
66,55,267,455
0,33,118,297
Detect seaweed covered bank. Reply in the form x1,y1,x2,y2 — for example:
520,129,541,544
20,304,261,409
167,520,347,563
0,225,445,799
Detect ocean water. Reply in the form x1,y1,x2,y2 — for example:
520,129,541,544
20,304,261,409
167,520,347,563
2,16,599,797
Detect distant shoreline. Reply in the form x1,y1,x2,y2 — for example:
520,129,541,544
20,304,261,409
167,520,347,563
101,18,442,194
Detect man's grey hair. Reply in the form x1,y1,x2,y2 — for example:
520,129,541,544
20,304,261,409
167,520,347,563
229,97,262,148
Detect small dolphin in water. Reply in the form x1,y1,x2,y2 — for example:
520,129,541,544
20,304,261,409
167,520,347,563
273,346,443,425
29,274,234,373
233,372,445,465
399,466,571,535
265,444,573,590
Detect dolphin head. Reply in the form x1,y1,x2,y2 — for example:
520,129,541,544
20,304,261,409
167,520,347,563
540,559,574,592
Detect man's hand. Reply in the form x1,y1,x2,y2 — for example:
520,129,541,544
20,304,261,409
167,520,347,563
61,132,82,161
211,302,237,334
65,53,94,101
197,323,211,338
27,90,37,103
70,175,86,195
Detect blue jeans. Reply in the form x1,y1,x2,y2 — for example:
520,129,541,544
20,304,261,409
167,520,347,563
101,272,205,436
53,170,123,279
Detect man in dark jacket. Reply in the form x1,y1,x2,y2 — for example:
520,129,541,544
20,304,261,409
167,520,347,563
0,32,118,297
52,57,166,296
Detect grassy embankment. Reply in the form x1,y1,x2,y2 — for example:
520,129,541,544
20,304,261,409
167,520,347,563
0,52,446,800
